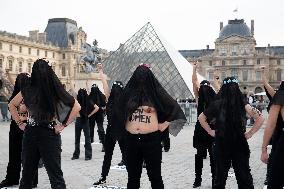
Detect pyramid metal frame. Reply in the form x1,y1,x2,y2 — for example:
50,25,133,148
102,22,205,99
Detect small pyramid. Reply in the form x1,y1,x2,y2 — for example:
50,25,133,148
102,22,205,99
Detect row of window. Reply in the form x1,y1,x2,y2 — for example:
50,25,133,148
0,42,71,60
208,59,282,66
208,69,282,81
0,58,67,76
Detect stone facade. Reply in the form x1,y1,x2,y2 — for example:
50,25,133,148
180,19,284,94
0,18,109,95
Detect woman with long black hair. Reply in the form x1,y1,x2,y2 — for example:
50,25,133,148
199,76,264,188
93,64,127,186
89,84,106,151
71,88,99,161
191,63,216,188
0,73,38,188
115,64,186,189
8,59,81,189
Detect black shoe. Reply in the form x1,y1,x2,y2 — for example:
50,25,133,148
32,184,38,188
117,160,125,166
142,162,146,168
164,148,169,152
193,178,202,188
0,179,18,188
101,146,105,152
85,157,92,161
71,156,79,160
93,177,106,185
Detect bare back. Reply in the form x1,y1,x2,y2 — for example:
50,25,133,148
126,106,159,134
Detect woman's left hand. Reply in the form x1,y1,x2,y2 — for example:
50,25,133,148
54,124,65,134
245,131,253,140
261,150,269,164
158,122,169,132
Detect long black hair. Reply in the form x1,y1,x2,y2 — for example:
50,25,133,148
89,84,106,107
114,64,186,138
77,88,89,118
197,80,216,115
9,73,30,102
217,77,247,137
106,81,124,124
22,59,74,122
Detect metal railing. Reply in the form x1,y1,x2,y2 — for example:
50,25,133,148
178,102,269,126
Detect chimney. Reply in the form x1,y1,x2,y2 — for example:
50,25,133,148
220,22,223,31
206,45,209,50
251,20,254,36
268,43,270,47
29,30,39,41
38,32,47,43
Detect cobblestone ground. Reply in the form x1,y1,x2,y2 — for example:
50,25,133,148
0,121,268,189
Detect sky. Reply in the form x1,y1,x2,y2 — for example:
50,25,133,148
0,0,283,51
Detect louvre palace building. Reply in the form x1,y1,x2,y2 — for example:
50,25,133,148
180,19,284,94
0,18,108,94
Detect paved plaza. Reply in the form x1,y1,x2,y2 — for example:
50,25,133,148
0,120,268,189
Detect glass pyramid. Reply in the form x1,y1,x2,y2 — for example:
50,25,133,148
102,22,205,99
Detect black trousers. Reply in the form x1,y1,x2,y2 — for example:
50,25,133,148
101,126,126,178
73,118,92,159
161,128,170,151
268,133,284,188
213,139,254,189
3,120,38,185
20,125,65,189
125,131,164,189
89,116,105,144
195,145,215,182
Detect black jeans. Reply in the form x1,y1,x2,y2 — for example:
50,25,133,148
195,145,215,183
268,133,284,188
213,139,254,189
101,126,126,178
126,131,164,189
73,118,92,159
4,120,38,185
20,124,65,189
89,116,105,144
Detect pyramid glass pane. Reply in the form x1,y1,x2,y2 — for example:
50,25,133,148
102,22,205,99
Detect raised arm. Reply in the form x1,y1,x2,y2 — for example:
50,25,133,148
192,62,199,100
244,104,265,139
97,63,110,101
85,80,90,94
213,70,221,93
261,66,275,97
261,105,280,164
